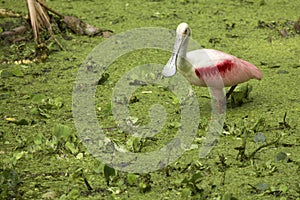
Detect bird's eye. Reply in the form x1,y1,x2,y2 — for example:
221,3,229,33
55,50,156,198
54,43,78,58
183,29,188,35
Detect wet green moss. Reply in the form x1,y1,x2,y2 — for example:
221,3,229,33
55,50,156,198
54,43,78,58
1,0,300,199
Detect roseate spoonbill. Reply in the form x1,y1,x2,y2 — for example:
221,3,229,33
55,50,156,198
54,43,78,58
162,22,262,105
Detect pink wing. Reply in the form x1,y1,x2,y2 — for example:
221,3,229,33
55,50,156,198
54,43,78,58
186,49,262,87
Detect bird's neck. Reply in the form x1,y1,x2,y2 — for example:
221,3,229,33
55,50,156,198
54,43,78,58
177,58,193,74
177,38,192,73
178,38,188,58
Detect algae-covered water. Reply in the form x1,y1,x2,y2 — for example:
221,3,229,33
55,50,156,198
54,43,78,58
1,0,300,199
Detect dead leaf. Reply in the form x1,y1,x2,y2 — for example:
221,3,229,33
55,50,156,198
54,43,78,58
64,16,113,37
0,8,21,18
279,29,288,37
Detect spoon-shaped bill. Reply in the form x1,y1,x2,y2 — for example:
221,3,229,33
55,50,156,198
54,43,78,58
162,53,177,77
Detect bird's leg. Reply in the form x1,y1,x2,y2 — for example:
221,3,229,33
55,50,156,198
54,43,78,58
226,85,237,99
210,88,226,113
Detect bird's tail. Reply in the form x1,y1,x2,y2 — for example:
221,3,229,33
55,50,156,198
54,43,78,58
241,60,263,80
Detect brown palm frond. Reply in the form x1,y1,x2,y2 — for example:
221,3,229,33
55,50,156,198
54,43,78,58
25,0,63,48
26,0,51,42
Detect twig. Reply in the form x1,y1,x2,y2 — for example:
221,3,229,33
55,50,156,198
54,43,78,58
83,177,93,191
235,136,247,161
36,0,64,18
248,184,260,193
235,134,281,161
247,136,281,159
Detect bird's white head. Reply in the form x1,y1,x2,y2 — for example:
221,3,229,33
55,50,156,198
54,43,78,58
162,22,191,77
176,22,191,37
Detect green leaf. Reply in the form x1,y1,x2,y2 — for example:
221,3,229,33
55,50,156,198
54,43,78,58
0,168,21,199
34,133,43,145
127,173,137,186
0,70,13,78
190,171,202,184
53,124,72,140
38,108,51,118
14,118,29,125
13,151,25,160
252,118,266,132
68,189,80,199
30,107,39,115
41,191,56,199
0,92,11,100
181,171,202,185
53,97,63,108
10,68,24,77
254,132,266,143
76,153,83,159
181,188,192,199
65,141,78,154
275,152,287,162
279,184,288,194
168,121,181,129
256,182,268,192
126,136,144,152
98,73,109,84
230,83,252,106
93,161,103,174
103,164,116,182
132,137,142,152
31,94,46,103
45,136,57,152
12,151,26,165
222,191,232,200
139,182,149,193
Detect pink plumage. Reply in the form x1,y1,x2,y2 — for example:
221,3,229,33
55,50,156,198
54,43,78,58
162,23,262,99
186,49,262,87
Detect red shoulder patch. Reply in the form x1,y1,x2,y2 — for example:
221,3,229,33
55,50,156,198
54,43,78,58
195,60,234,78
